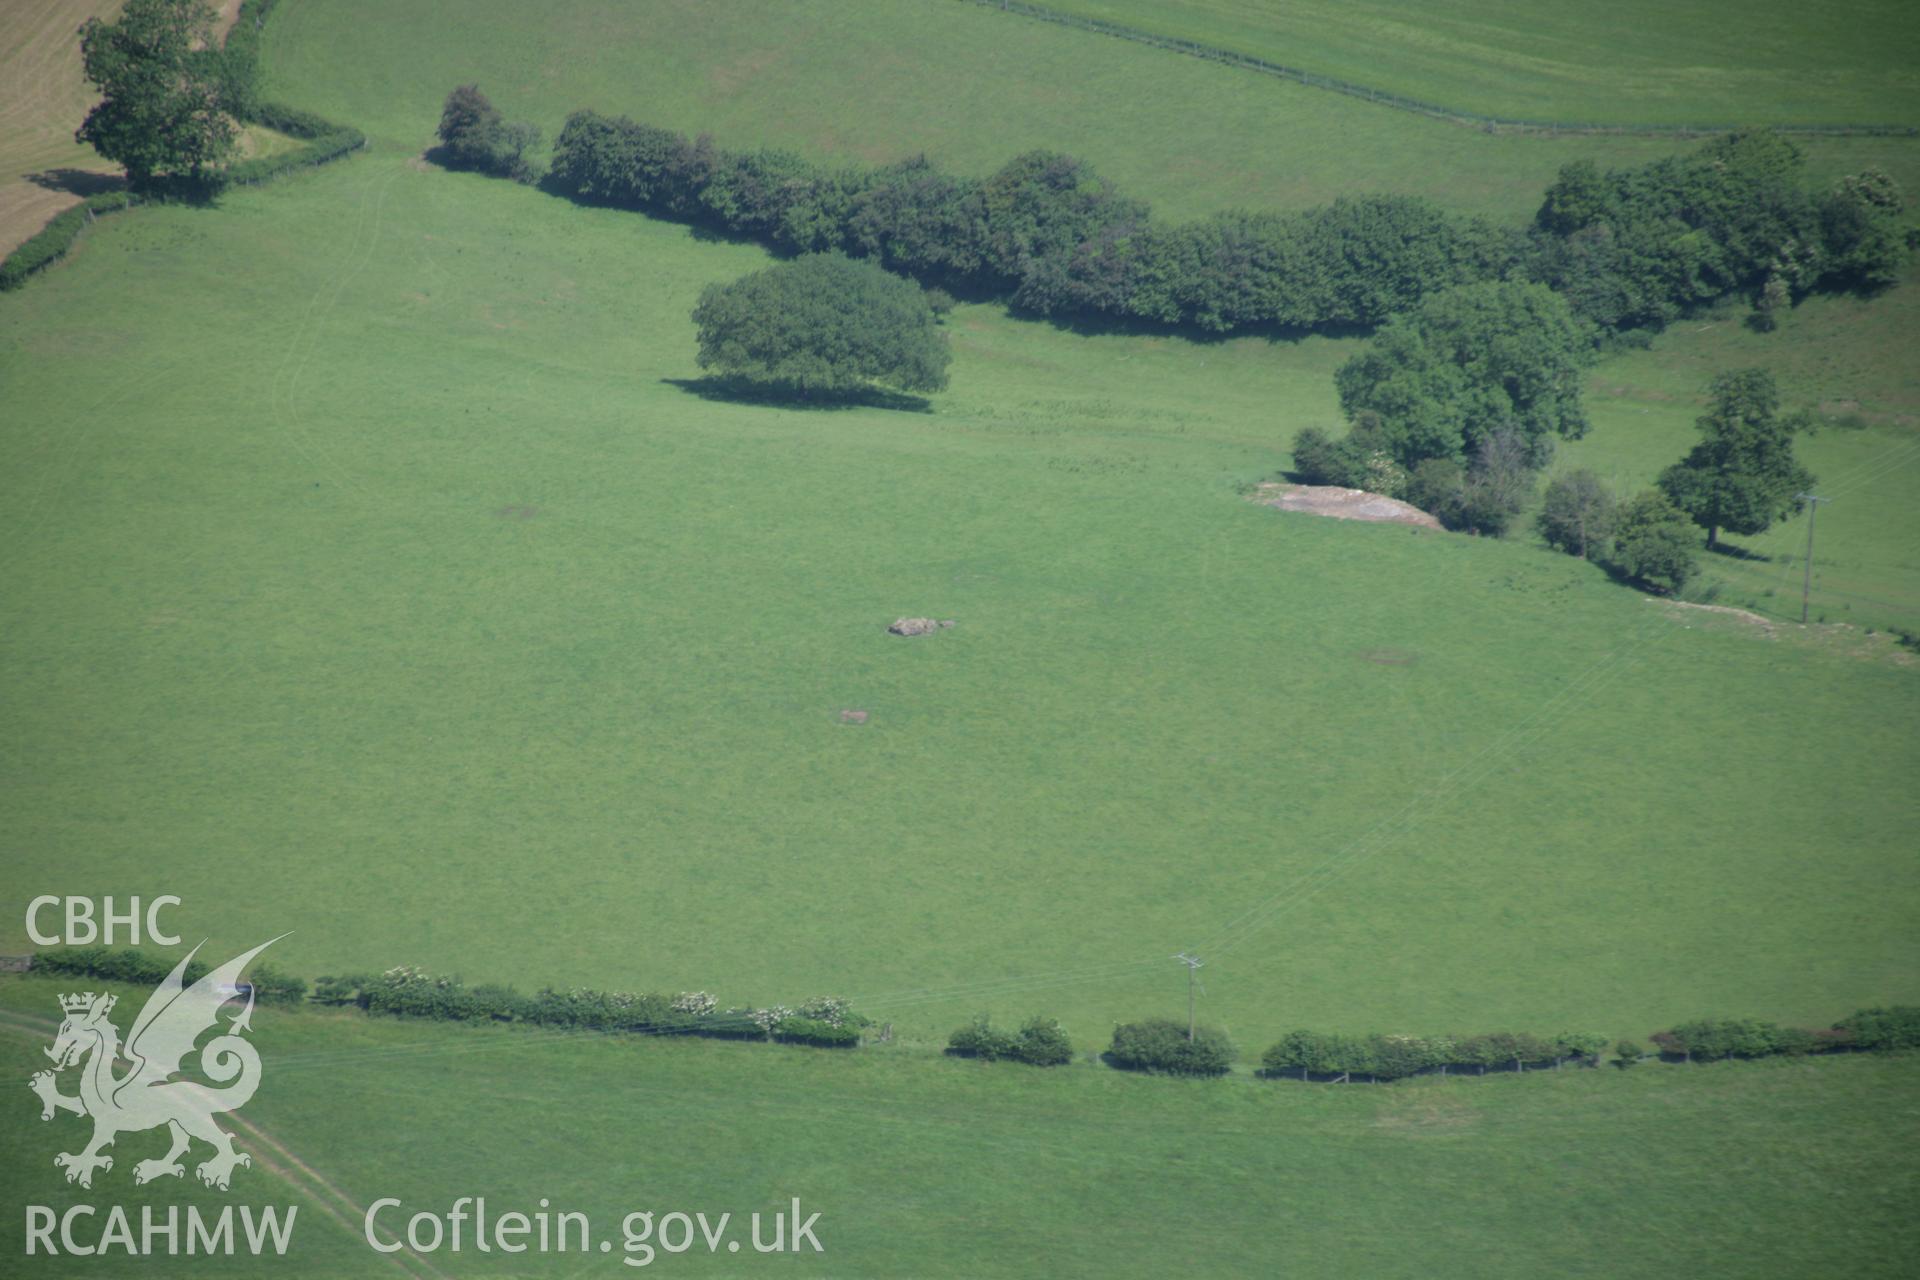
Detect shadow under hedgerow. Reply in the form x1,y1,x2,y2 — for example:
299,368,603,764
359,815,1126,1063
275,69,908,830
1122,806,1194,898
661,377,934,413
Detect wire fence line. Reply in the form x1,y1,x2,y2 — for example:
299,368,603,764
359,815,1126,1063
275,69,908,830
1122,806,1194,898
959,0,1919,140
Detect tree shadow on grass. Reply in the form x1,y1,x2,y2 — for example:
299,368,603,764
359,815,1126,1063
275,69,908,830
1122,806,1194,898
1706,541,1773,562
661,377,933,413
26,169,127,198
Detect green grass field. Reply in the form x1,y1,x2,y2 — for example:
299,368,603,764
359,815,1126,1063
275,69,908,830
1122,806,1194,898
257,0,1920,222
1032,0,1920,127
2,124,1914,1049
3,2,1918,1274
2,976,1915,1277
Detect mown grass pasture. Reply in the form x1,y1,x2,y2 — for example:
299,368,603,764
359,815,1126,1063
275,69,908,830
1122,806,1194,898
1031,0,1920,128
2,2,1917,1276
2,115,1913,1049
261,0,1920,221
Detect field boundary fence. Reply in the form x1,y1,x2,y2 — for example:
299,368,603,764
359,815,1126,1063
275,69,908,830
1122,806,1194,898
959,0,1919,140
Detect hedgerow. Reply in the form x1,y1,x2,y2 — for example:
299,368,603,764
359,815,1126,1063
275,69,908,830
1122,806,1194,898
946,1014,1075,1066
537,107,1908,340
1107,1019,1236,1076
221,107,365,189
0,193,140,291
543,108,1502,335
25,949,1915,1081
1260,1030,1606,1081
30,945,206,987
773,1017,861,1048
28,948,866,1050
1261,1012,1920,1081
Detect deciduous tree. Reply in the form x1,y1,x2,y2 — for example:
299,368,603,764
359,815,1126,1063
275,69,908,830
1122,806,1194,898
1538,469,1616,559
1333,280,1592,470
76,0,237,190
1658,369,1814,548
1602,491,1698,593
690,253,951,398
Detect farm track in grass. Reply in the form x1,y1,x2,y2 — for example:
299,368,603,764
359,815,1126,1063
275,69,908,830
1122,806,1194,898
0,1005,447,1279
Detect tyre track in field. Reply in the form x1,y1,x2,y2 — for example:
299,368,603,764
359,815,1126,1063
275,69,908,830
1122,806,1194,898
264,153,403,507
0,1008,449,1280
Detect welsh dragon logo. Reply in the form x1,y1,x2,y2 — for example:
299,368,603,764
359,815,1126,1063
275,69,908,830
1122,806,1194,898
28,937,283,1191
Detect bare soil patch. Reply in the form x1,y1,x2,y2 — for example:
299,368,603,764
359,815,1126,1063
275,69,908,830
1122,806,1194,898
1252,482,1443,530
213,0,247,38
1359,648,1419,666
493,504,540,520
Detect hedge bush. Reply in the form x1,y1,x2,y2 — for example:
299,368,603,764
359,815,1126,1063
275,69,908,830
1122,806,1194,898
1108,1019,1235,1076
0,192,140,291
1839,1007,1920,1051
946,1014,1074,1066
1651,1017,1805,1061
1262,1030,1628,1081
773,1017,861,1048
30,949,862,1049
1260,1014,1920,1082
435,85,541,182
30,945,205,987
244,963,307,1006
340,967,873,1046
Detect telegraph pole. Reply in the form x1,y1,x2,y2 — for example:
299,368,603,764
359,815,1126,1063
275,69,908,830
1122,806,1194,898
1172,952,1203,1041
1795,493,1829,625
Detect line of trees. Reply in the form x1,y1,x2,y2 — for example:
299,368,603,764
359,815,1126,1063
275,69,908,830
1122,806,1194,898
535,105,1907,340
540,105,1505,333
1530,131,1911,332
452,89,1910,495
